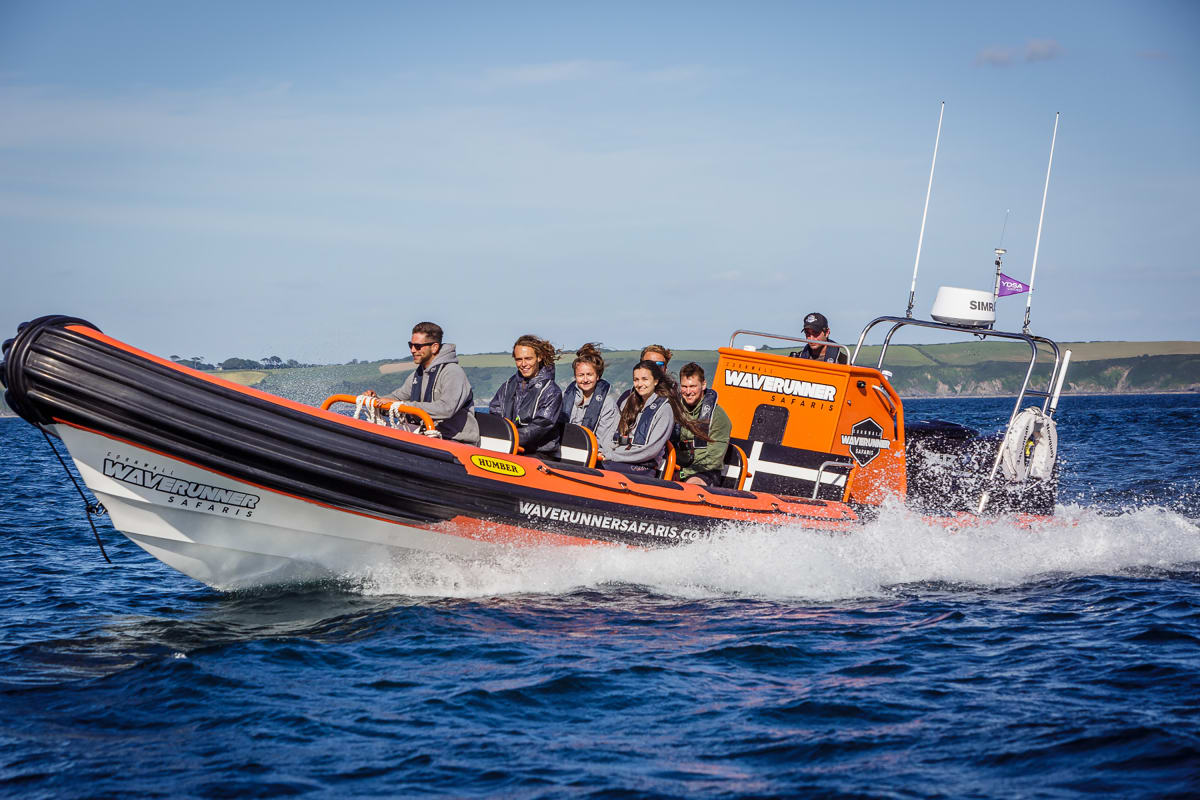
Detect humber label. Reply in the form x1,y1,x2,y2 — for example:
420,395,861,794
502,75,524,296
723,370,837,402
518,501,702,542
470,454,526,477
102,458,258,517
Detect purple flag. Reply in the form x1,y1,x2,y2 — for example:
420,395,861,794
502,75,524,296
998,273,1030,297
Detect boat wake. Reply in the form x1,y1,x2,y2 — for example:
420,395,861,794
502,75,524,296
351,503,1200,602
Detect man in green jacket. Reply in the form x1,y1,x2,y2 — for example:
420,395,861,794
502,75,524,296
675,362,731,486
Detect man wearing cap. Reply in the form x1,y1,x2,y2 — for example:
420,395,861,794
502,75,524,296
792,312,848,364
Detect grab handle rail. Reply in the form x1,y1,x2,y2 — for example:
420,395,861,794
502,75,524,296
813,460,852,500
320,394,437,434
728,329,852,357
871,385,899,439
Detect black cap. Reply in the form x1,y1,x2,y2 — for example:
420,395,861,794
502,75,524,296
803,312,829,332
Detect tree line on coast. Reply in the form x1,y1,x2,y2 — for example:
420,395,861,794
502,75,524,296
170,355,318,371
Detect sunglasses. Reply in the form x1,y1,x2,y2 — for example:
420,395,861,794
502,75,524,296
804,329,824,337
652,360,665,366
408,341,435,350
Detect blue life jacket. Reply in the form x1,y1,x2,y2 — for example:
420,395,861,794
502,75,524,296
790,340,848,364
614,395,668,447
410,363,473,439
562,379,611,432
498,367,555,425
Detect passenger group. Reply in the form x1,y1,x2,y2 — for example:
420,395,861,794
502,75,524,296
365,313,840,487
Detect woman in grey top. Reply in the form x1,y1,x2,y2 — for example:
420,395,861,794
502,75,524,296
600,361,709,476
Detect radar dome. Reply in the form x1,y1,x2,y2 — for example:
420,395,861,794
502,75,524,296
930,286,995,328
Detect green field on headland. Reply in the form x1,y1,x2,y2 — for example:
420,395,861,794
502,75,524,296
1,340,1196,418
204,340,1200,406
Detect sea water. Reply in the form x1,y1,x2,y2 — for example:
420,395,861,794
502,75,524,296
1,394,1197,798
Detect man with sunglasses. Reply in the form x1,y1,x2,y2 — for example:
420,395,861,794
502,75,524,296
791,312,848,364
616,344,679,409
367,321,479,445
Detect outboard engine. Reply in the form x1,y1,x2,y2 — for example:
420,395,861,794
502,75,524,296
905,415,1058,516
905,420,994,513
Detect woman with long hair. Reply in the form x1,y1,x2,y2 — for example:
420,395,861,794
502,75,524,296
600,360,709,475
560,343,618,445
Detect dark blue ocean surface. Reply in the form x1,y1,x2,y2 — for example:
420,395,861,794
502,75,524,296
2,394,1198,798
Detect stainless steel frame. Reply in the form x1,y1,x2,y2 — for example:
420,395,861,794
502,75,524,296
851,316,1067,511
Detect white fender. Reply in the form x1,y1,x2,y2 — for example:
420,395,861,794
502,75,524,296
999,407,1058,482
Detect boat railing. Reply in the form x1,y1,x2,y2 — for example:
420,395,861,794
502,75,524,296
851,316,1067,512
320,394,437,434
813,460,851,500
727,329,854,357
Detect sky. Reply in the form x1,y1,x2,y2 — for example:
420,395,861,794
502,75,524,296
1,0,1198,363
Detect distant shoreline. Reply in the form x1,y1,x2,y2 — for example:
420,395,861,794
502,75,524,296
2,388,1193,425
900,389,1199,400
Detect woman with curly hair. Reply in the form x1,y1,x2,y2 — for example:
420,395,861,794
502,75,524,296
560,343,618,445
489,334,563,455
600,360,709,475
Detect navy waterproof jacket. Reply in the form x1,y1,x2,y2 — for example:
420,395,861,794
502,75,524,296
489,365,563,455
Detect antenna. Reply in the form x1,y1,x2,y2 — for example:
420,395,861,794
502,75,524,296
1024,112,1059,334
990,209,1011,310
906,101,944,318
990,247,1007,319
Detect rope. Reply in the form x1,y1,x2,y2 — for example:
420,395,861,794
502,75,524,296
40,428,112,564
354,393,436,435
354,394,385,426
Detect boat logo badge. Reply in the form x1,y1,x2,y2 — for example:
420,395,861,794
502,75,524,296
470,454,526,477
841,419,889,466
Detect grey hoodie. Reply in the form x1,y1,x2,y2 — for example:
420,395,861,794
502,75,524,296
601,399,673,466
386,343,480,445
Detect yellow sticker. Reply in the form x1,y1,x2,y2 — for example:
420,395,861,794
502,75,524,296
470,454,526,477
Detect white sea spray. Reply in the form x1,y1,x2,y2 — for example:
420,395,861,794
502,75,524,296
349,504,1200,602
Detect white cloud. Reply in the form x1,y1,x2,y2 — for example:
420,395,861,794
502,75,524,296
975,47,1013,67
1025,39,1063,62
644,65,715,85
976,39,1063,67
477,60,720,90
481,60,620,87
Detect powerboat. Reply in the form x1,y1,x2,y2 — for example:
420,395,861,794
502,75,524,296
2,304,1068,590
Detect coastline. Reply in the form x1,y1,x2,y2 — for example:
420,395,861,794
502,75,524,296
899,389,1199,400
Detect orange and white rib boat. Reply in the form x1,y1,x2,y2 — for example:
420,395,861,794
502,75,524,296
2,304,1068,590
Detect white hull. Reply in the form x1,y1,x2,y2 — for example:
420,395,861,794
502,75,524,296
58,425,504,590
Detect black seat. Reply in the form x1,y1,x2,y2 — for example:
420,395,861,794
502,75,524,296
720,443,750,490
476,412,519,455
556,423,599,468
